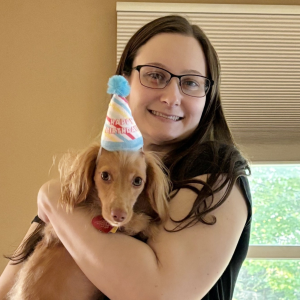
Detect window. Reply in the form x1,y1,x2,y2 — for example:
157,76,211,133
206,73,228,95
233,164,300,300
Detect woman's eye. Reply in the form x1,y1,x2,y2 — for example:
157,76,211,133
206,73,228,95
101,172,111,181
147,72,164,81
182,79,199,88
132,177,143,186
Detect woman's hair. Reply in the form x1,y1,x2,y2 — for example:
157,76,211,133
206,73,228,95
116,15,250,230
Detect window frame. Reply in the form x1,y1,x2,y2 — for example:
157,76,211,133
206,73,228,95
247,162,300,260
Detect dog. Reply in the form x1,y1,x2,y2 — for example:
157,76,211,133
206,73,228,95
7,143,170,300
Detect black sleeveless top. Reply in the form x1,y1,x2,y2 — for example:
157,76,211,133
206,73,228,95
33,145,252,300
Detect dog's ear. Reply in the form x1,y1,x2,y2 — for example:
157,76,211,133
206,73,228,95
58,143,100,211
143,152,170,223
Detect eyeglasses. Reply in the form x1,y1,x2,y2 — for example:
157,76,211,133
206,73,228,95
132,65,214,98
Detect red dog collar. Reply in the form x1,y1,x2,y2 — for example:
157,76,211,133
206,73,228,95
92,215,118,233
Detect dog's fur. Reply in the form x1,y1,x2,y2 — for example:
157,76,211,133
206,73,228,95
7,144,170,300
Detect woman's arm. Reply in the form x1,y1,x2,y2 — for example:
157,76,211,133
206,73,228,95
38,176,248,300
0,222,40,300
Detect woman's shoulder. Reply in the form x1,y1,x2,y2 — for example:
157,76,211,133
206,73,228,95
184,141,248,176
169,140,252,226
195,142,252,223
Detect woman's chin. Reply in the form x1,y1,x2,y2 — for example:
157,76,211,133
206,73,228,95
144,127,197,150
143,134,183,151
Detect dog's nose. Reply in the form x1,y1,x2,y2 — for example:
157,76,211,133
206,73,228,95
111,209,127,223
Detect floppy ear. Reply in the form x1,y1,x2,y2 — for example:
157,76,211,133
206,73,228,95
58,143,100,212
143,152,170,223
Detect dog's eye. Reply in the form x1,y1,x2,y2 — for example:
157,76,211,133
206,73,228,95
132,176,143,186
101,172,111,181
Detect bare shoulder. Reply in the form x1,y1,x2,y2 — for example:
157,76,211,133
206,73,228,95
147,174,248,300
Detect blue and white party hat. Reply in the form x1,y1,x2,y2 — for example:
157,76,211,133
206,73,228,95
100,75,143,151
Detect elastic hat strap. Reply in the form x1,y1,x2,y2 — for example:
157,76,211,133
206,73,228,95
96,146,103,164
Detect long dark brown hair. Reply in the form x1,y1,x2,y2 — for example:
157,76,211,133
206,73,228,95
116,15,250,230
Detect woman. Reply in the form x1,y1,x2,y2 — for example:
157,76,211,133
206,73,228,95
0,15,251,300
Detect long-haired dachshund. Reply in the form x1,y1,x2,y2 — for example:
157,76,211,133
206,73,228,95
7,143,170,300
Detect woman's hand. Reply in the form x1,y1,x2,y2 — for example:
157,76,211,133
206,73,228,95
37,179,61,223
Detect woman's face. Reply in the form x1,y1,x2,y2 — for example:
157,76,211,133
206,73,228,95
127,33,207,150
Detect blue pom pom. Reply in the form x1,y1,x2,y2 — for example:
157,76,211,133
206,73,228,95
107,75,130,97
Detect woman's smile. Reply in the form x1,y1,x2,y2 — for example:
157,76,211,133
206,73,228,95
148,109,183,122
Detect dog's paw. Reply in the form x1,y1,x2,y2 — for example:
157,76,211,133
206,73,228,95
122,213,151,235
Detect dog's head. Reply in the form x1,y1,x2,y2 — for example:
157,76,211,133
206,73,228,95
94,149,147,226
59,144,170,227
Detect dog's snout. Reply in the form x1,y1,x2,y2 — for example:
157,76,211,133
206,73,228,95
111,209,127,223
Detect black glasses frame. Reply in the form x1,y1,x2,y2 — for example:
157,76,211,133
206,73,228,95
132,64,214,98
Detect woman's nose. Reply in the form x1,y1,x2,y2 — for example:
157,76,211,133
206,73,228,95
160,78,182,106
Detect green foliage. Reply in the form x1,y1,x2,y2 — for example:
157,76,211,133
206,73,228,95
234,260,300,300
233,165,300,299
250,165,300,245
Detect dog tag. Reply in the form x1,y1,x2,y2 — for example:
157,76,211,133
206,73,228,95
92,215,118,233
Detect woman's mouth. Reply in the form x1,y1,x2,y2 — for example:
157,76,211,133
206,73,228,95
149,110,183,121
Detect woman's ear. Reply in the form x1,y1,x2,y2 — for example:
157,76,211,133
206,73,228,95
58,144,100,212
123,73,130,81
143,152,170,223
123,73,132,88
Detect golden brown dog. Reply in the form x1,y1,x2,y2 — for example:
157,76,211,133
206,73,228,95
7,144,170,300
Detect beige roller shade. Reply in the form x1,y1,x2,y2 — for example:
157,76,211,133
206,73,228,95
117,3,300,161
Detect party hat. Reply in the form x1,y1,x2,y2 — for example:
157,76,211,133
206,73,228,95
100,75,143,152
